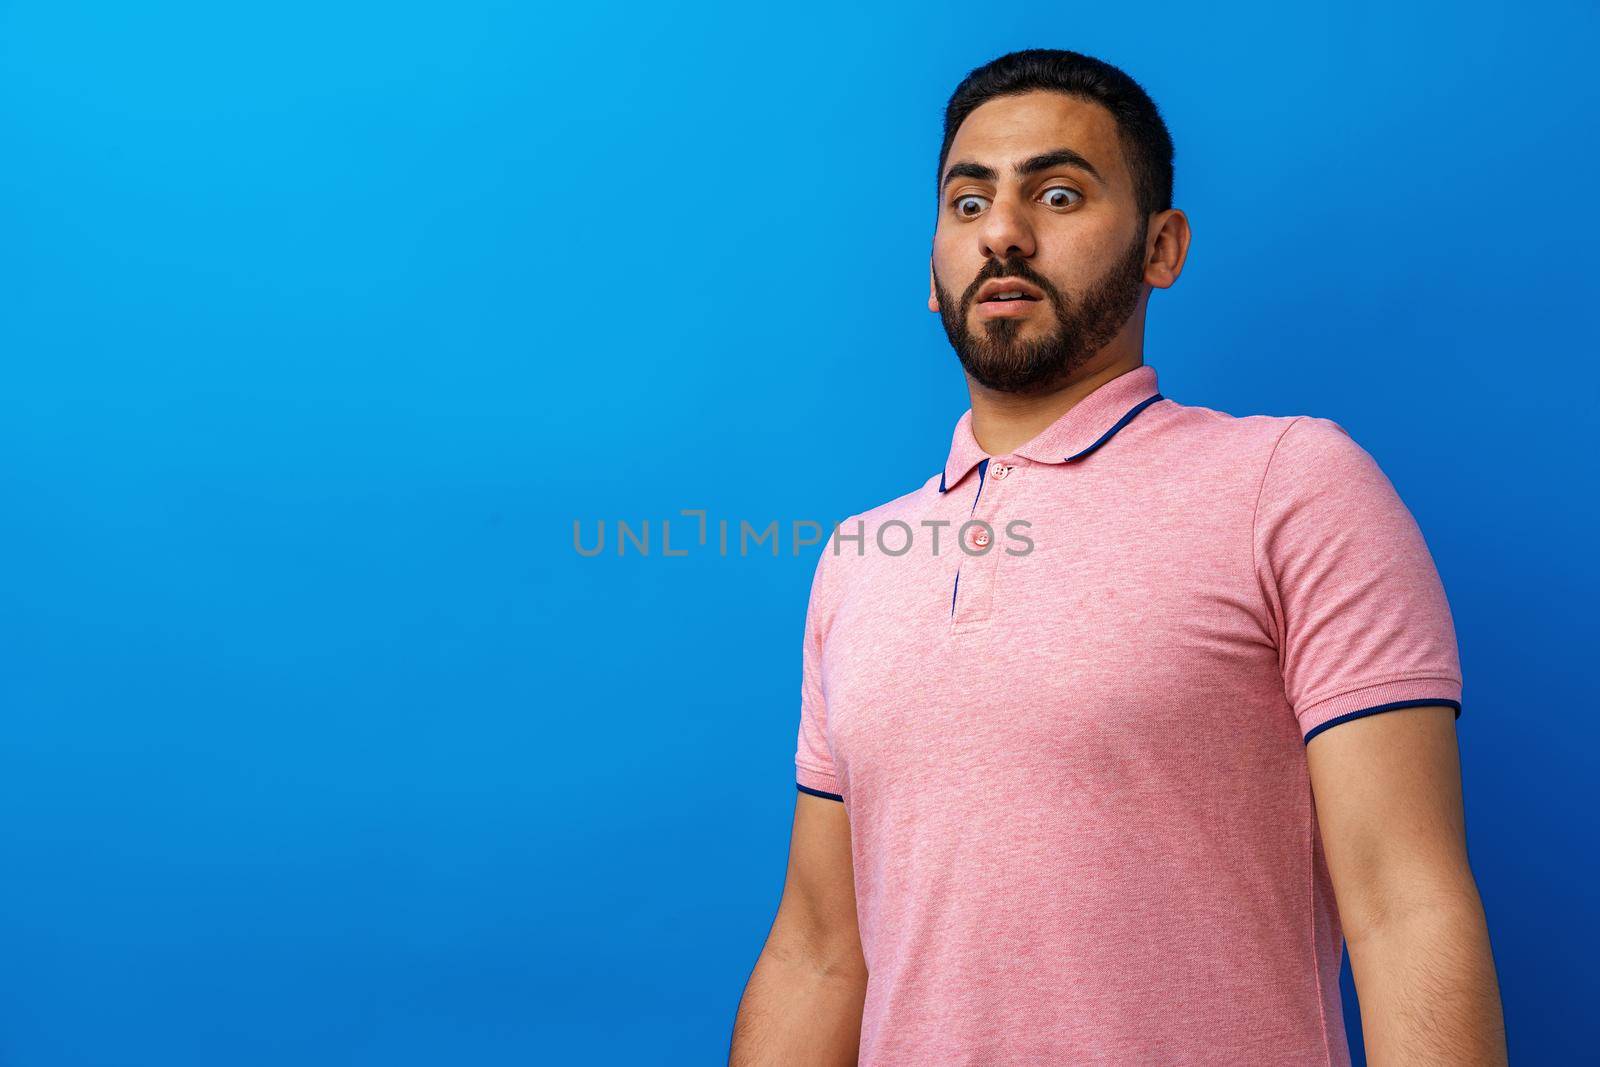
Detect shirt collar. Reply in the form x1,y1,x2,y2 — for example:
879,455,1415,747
939,364,1165,493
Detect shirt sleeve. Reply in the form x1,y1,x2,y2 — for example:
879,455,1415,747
1253,416,1464,743
795,532,845,800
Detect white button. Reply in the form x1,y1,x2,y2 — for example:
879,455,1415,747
993,465,1010,479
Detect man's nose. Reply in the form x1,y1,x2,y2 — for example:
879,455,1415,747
979,198,1035,260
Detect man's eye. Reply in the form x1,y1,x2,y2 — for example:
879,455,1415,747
953,195,988,217
951,187,1082,217
1041,185,1082,208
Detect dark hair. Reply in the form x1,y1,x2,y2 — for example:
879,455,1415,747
937,49,1174,220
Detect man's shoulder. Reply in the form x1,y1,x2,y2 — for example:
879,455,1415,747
805,474,942,591
1161,399,1411,540
1061,393,1336,493
1152,394,1320,452
839,473,944,531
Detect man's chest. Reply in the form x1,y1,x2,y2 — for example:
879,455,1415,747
818,499,1287,793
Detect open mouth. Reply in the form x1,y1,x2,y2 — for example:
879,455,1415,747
976,289,1043,315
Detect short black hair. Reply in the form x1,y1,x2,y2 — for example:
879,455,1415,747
937,49,1174,220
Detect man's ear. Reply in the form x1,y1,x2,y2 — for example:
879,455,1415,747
928,257,939,313
1144,209,1191,290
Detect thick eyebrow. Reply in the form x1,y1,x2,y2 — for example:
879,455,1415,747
941,147,1107,194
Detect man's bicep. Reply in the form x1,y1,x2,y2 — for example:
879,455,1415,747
769,791,864,973
1306,704,1474,941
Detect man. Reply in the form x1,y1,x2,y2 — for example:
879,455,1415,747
730,49,1506,1066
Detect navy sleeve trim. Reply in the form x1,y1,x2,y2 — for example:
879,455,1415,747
796,781,844,802
1302,698,1463,744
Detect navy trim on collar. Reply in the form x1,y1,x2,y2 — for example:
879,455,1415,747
938,392,1164,492
1064,393,1164,463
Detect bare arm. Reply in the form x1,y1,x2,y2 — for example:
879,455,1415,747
729,792,867,1066
1307,705,1507,1066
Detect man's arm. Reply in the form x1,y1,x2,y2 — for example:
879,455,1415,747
729,791,867,1066
1306,704,1507,1066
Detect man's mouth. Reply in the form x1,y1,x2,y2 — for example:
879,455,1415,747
976,284,1044,317
975,277,1046,308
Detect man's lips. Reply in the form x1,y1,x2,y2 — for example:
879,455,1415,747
975,296,1041,318
974,277,1045,318
974,295,1040,320
976,278,1045,303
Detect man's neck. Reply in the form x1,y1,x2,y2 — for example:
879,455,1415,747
966,354,1145,457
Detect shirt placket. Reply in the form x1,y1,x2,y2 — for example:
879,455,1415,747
950,456,1023,633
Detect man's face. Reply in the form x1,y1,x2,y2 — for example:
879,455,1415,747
930,90,1151,395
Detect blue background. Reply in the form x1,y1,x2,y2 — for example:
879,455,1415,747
1,2,1594,1063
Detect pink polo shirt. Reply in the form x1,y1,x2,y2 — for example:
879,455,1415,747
792,363,1463,1066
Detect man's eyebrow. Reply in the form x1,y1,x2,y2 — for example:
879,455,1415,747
941,147,1107,193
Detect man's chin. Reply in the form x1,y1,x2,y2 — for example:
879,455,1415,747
959,353,1078,396
952,329,1070,385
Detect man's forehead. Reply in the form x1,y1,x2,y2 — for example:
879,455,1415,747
945,91,1124,182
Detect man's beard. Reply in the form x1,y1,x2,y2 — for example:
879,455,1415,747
934,229,1149,395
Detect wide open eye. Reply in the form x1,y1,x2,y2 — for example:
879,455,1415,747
1041,185,1083,209
952,194,989,217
